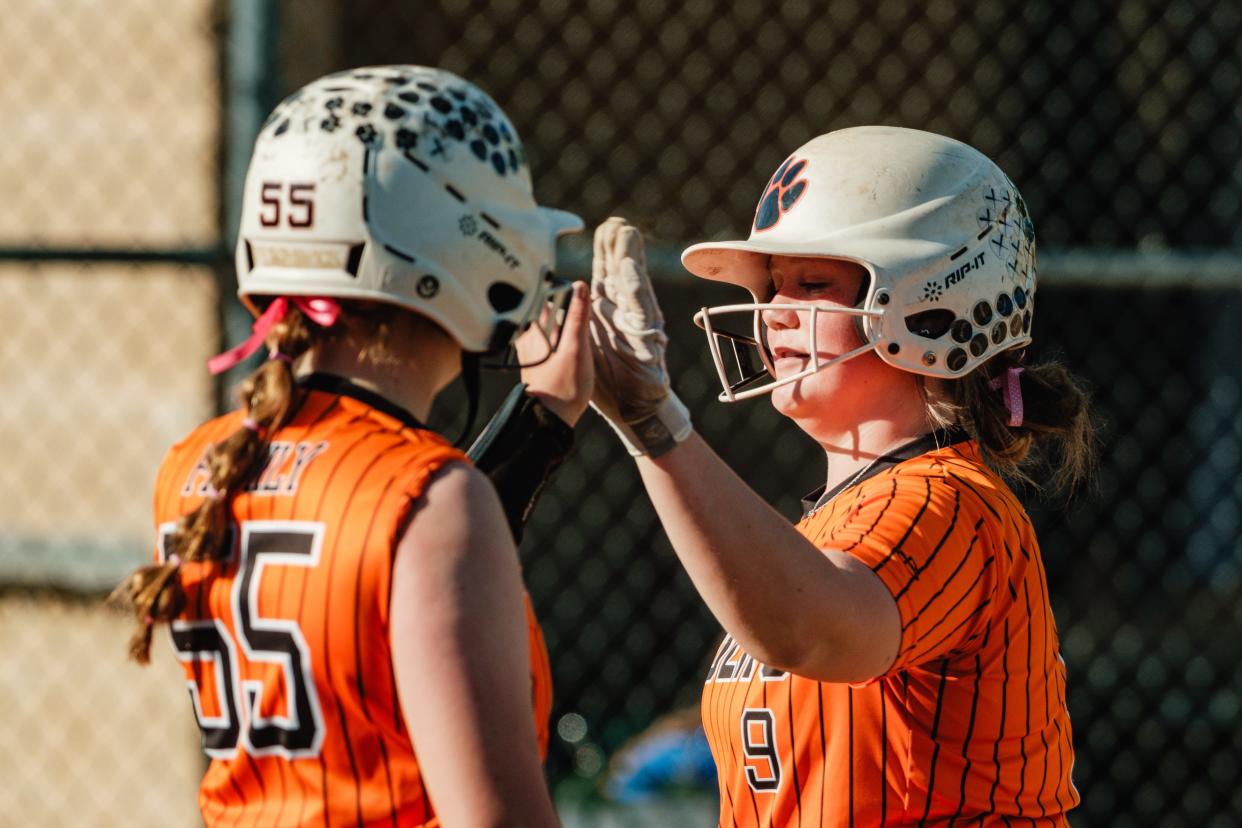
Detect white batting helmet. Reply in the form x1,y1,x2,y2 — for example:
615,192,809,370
682,126,1036,401
235,65,582,354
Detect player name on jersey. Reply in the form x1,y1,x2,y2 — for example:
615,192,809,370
705,635,788,684
180,440,329,498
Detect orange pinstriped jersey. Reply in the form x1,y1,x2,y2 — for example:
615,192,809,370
152,375,553,827
702,436,1078,827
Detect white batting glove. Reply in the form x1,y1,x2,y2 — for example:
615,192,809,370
588,217,693,458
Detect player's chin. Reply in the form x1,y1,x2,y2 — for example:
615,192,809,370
770,378,808,418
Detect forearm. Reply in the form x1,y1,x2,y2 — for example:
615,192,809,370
468,383,574,543
635,432,893,681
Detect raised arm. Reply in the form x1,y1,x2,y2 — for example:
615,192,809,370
390,462,560,828
588,218,899,683
634,433,898,682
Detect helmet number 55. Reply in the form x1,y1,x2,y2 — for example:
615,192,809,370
259,181,316,228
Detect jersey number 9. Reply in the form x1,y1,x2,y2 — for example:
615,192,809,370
741,708,782,792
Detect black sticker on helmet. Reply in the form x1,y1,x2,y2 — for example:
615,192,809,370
417,275,439,298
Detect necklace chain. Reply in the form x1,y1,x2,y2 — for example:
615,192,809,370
839,452,887,491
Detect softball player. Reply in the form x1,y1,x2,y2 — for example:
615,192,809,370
587,127,1095,825
112,66,587,827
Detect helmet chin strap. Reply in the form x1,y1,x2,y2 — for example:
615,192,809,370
453,351,482,448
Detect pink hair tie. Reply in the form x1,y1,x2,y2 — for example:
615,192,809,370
989,366,1025,427
242,417,260,433
143,615,154,626
207,296,341,375
167,553,182,569
268,350,295,364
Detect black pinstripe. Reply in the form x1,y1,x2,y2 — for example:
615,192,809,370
759,672,770,828
717,636,749,827
892,489,962,601
906,578,994,665
879,684,888,826
348,441,415,827
901,518,987,634
709,645,740,828
817,683,827,828
312,425,385,825
786,679,803,827
844,479,899,554
988,619,1010,813
949,629,989,824
1014,581,1032,813
871,478,933,574
299,414,371,824
847,687,855,828
944,471,1003,522
916,660,952,826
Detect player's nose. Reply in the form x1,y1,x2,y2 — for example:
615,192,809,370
761,298,801,331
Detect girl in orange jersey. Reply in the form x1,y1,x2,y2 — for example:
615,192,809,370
585,127,1096,825
112,66,590,827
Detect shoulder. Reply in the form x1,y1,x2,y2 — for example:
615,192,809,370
404,461,503,530
874,440,1026,520
291,392,471,498
396,461,512,569
806,440,1027,549
163,411,245,457
155,411,244,484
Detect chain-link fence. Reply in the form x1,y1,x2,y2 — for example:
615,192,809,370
3,0,1239,825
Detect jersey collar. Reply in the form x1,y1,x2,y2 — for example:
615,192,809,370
800,427,970,516
297,373,428,432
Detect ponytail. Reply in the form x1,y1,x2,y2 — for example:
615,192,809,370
926,349,1099,496
111,305,321,663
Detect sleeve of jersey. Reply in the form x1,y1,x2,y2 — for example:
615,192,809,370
815,474,1000,672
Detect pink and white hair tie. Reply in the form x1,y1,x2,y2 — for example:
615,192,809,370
989,366,1025,427
242,417,260,433
207,296,341,375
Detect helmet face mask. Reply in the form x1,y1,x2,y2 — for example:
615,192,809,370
693,301,883,402
235,65,582,361
683,126,1036,402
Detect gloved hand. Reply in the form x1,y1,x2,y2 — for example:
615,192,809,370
588,217,692,457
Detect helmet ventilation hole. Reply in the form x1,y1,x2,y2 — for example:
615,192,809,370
904,308,955,339
488,282,525,312
972,301,993,326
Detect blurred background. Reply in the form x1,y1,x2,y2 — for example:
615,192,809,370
1,0,1239,825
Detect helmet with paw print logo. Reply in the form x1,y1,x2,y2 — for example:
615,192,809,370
682,126,1036,401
